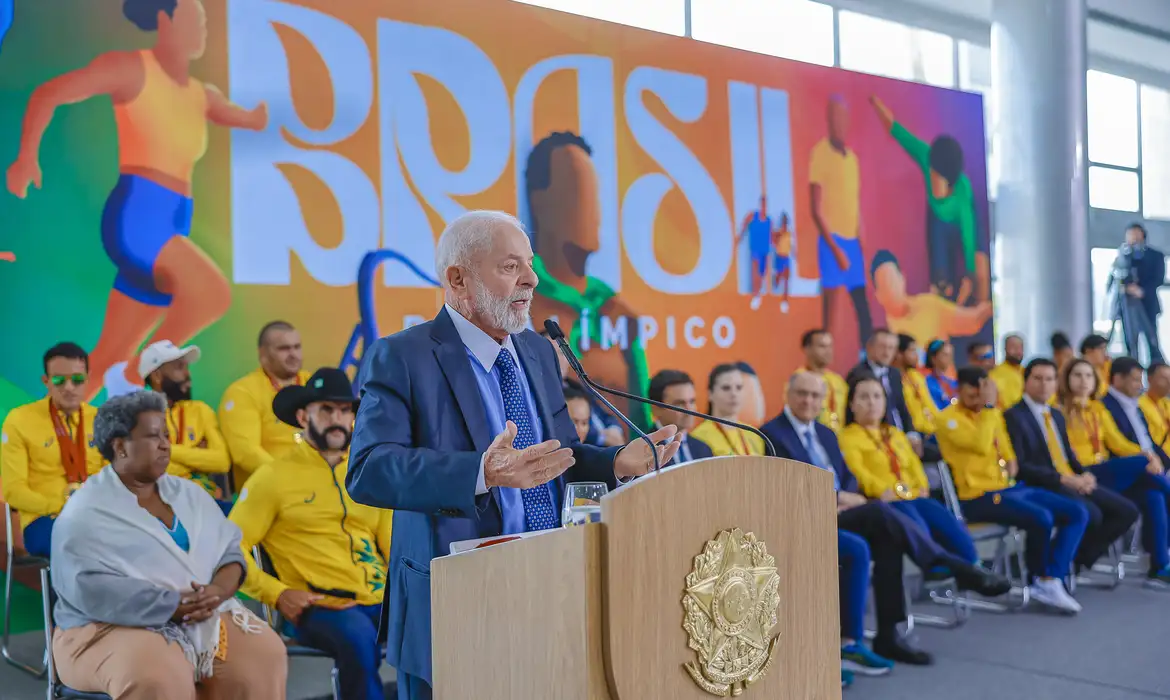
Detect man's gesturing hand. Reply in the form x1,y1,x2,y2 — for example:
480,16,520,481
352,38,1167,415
483,421,576,489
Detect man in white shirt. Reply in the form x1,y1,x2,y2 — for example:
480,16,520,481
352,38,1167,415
647,370,714,466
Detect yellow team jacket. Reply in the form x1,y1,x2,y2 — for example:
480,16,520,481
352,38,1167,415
1,398,104,527
165,399,230,495
901,368,936,434
1139,394,1170,449
1095,361,1110,399
795,367,849,434
691,420,765,457
1062,401,1141,466
988,363,1024,409
934,404,1016,501
838,423,929,498
218,368,312,486
230,441,392,607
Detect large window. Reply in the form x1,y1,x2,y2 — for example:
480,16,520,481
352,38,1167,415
1087,70,1141,212
692,0,834,67
958,41,999,199
510,0,686,35
1141,84,1170,220
838,11,955,88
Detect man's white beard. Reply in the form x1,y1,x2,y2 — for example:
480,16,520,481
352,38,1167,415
474,283,532,335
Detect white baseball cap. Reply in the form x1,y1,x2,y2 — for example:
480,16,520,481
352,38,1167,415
138,340,201,379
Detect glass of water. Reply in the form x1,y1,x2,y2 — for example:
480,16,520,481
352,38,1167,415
562,482,608,527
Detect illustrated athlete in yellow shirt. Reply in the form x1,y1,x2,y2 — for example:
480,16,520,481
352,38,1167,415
870,250,992,347
6,0,268,400
810,96,872,345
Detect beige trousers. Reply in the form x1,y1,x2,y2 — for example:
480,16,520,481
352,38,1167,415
52,612,288,700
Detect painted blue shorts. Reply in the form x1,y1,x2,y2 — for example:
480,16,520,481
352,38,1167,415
818,233,865,291
101,175,194,306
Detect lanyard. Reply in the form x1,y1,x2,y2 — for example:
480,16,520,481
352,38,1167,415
168,404,186,446
862,426,902,480
717,424,751,456
49,403,87,484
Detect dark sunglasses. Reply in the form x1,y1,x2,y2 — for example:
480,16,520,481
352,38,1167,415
49,374,87,387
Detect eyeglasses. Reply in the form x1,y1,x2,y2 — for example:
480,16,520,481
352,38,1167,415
49,374,87,387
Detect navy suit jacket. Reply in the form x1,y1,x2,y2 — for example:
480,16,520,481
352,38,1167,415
1101,392,1169,464
1003,401,1084,490
847,363,915,435
672,432,714,465
760,411,859,493
346,308,621,685
1133,247,1166,318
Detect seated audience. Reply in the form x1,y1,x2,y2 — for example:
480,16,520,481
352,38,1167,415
967,341,995,372
139,340,232,514
218,321,311,488
936,367,1088,612
1,342,103,557
541,329,623,447
51,391,286,699
893,334,936,435
1079,333,1111,399
691,363,765,456
761,372,1008,669
1051,331,1075,373
232,368,391,699
564,385,594,443
1004,359,1141,588
989,334,1026,408
647,369,713,466
1140,360,1170,447
839,375,991,571
923,339,958,409
794,329,849,433
1101,357,1170,465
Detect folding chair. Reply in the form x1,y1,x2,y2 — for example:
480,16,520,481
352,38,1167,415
252,546,342,700
932,462,1031,613
4,502,48,677
41,567,112,699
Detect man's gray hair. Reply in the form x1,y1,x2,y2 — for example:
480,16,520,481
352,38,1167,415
434,210,525,286
93,390,167,462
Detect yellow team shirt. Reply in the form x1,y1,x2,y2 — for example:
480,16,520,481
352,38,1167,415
796,367,848,433
887,294,957,347
934,404,1016,501
838,423,928,498
230,441,393,607
1062,401,1141,466
690,420,765,457
1,398,104,527
164,399,231,496
1095,361,1110,399
218,368,312,487
901,367,936,434
1139,394,1170,449
809,138,860,239
988,363,1024,409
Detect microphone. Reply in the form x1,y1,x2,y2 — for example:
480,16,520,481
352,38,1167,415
542,320,777,459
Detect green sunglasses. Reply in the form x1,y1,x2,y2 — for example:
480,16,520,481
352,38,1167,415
49,374,87,387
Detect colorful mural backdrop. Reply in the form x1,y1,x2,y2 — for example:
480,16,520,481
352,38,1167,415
0,0,991,427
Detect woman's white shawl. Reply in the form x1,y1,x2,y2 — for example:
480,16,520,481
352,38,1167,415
51,466,262,681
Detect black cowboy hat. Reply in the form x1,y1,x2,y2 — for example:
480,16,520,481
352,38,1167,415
272,367,358,428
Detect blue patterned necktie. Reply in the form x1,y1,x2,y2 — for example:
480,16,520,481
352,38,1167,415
494,349,559,531
802,427,839,491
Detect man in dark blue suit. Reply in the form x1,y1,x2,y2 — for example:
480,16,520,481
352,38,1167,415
1003,358,1140,585
346,211,680,700
646,369,714,466
760,372,1008,669
1099,356,1170,585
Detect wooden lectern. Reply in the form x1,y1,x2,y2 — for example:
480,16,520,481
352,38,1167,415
431,456,840,699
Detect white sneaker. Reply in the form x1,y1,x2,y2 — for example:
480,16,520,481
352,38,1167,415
103,361,143,399
1029,578,1081,613
750,295,763,310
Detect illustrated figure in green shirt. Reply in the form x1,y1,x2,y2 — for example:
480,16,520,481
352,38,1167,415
524,131,652,432
870,96,979,303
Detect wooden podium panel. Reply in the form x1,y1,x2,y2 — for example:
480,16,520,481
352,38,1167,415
602,457,839,699
431,524,612,700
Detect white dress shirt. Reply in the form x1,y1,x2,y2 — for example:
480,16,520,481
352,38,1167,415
784,407,832,469
1022,394,1069,464
1108,388,1153,451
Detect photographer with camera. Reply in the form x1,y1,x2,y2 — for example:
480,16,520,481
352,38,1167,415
1109,223,1166,363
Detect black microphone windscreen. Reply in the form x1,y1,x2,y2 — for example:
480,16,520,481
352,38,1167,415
543,319,566,340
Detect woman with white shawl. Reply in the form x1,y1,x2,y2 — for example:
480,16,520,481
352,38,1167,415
50,391,287,699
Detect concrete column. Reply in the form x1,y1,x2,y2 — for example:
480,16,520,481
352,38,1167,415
992,0,1091,356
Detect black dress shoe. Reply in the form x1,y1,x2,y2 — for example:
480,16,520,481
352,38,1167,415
872,634,934,666
950,562,1012,597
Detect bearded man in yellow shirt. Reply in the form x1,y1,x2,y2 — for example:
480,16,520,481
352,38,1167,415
988,334,1025,409
231,367,390,700
1141,361,1170,448
1,343,104,556
219,321,312,488
794,329,849,433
